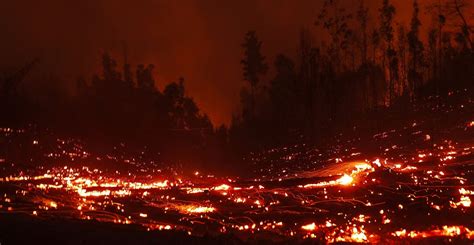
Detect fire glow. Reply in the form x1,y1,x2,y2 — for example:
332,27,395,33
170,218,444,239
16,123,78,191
301,162,373,188
1,121,474,243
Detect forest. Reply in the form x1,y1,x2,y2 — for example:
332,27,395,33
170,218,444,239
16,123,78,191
2,1,474,243
232,0,474,151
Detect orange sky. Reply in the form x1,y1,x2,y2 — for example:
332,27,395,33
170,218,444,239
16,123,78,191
0,0,451,125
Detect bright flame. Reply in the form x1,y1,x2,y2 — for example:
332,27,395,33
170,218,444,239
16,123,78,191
186,206,215,214
301,223,317,231
393,225,474,239
450,196,471,208
337,174,353,186
213,184,231,191
350,227,368,242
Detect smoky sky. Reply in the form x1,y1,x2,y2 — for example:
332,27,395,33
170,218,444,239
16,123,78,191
1,0,435,125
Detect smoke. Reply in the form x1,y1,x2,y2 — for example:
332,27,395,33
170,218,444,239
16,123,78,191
0,0,434,125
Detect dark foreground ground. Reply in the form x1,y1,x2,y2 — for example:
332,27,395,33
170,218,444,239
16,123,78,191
1,214,471,245
0,214,249,245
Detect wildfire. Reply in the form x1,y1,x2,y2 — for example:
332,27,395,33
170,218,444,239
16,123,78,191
2,95,474,245
1,154,473,243
185,206,215,214
349,227,368,243
301,223,317,231
213,184,231,191
77,189,111,197
301,162,374,188
337,174,354,185
450,196,471,208
393,226,474,239
459,188,474,195
49,201,58,208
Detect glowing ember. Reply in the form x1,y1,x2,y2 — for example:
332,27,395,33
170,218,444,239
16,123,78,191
393,226,474,239
1,116,474,243
77,189,111,197
450,196,471,208
185,206,215,214
349,227,368,242
337,174,353,186
213,184,231,191
301,163,367,188
459,188,474,195
49,201,58,208
301,223,317,231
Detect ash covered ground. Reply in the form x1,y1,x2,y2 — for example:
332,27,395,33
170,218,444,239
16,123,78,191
1,89,474,244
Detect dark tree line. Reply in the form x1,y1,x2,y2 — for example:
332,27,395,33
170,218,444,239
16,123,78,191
230,0,474,151
0,53,232,170
75,53,214,145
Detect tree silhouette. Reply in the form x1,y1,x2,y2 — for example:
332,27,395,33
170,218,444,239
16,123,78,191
241,31,268,117
379,0,397,105
428,28,438,82
408,0,424,101
371,29,381,65
123,63,133,88
298,29,319,131
397,24,408,96
357,0,369,66
137,64,155,91
102,53,120,82
269,54,299,131
317,0,353,72
446,0,473,50
3,1,474,162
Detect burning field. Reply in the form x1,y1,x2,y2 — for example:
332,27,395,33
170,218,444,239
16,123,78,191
1,90,474,244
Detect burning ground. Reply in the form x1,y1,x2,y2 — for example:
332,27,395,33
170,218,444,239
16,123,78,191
1,89,474,244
